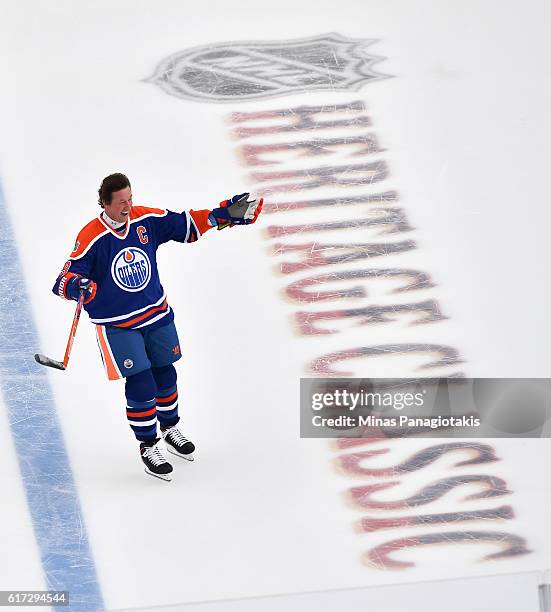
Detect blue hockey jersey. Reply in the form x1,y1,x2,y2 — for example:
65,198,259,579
53,205,213,329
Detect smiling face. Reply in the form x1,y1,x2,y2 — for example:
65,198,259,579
103,187,133,223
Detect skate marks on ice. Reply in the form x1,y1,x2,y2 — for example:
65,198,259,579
228,102,530,570
336,440,528,570
0,183,104,609
146,33,390,104
113,571,540,612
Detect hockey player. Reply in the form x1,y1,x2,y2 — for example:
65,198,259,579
52,173,262,480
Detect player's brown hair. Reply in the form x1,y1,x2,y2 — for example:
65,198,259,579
98,173,131,207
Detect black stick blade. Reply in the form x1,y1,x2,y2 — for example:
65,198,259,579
34,354,66,370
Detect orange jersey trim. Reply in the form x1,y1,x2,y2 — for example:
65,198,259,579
113,299,168,328
130,205,167,221
96,325,121,381
70,206,167,259
189,209,214,235
70,218,109,260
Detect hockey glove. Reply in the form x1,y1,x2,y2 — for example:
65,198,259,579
209,193,263,230
66,276,97,304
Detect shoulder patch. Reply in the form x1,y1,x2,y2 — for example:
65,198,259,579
71,218,108,259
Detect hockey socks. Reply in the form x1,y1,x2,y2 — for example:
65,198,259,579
152,364,179,429
152,365,195,459
126,366,194,474
125,369,158,442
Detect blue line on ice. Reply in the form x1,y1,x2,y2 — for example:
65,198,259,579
0,182,104,610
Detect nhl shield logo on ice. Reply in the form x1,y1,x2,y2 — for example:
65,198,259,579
111,247,151,292
146,33,389,103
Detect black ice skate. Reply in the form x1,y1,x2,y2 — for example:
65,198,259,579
140,438,173,481
161,424,195,461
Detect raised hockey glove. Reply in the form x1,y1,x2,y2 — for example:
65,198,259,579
66,276,97,304
208,193,263,230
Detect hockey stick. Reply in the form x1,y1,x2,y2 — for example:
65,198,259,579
34,291,85,371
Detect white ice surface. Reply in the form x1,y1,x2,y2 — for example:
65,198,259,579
122,572,542,612
0,392,46,592
1,0,551,610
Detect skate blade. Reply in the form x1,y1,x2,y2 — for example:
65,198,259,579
167,447,194,461
144,467,172,481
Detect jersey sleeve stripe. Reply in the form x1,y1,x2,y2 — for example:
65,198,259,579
183,211,192,242
189,209,213,236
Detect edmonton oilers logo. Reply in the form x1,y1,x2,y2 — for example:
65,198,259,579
111,247,151,292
